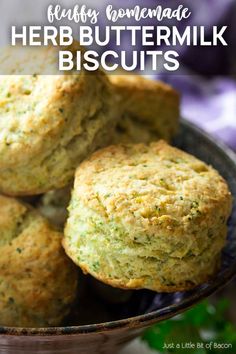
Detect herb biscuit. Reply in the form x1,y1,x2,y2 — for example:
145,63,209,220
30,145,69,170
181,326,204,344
0,45,119,196
0,195,78,327
108,73,180,143
63,141,232,292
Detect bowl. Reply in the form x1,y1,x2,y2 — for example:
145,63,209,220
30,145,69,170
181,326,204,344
0,119,236,354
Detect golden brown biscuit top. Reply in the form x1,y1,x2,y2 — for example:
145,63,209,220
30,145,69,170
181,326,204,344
108,73,180,111
108,72,180,141
0,195,52,246
73,141,232,233
0,72,91,168
109,73,177,95
0,43,104,170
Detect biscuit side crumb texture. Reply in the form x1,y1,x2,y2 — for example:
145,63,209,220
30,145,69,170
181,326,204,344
63,140,232,292
0,44,119,196
0,195,78,327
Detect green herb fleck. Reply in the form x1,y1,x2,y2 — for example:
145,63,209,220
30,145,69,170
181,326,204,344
191,201,199,208
8,297,14,304
92,261,100,272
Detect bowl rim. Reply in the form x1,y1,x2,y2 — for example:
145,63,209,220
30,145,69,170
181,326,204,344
1,119,236,336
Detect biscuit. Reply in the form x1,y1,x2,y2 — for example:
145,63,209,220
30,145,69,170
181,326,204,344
63,141,232,292
0,195,78,327
0,44,119,196
108,73,180,143
114,115,161,144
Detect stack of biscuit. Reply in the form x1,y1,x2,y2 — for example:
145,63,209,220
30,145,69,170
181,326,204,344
0,44,232,327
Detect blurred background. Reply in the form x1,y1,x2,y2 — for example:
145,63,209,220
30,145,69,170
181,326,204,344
0,0,235,353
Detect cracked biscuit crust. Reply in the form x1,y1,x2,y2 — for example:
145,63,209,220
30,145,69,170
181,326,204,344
0,195,78,327
0,45,119,196
63,140,232,292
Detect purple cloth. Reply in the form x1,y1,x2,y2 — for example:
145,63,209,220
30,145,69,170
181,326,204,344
156,73,236,151
98,0,235,75
97,0,236,152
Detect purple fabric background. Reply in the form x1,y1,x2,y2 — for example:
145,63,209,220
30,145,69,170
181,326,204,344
98,0,236,152
156,73,236,151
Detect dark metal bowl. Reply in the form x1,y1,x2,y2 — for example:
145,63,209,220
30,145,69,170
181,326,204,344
0,119,235,354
